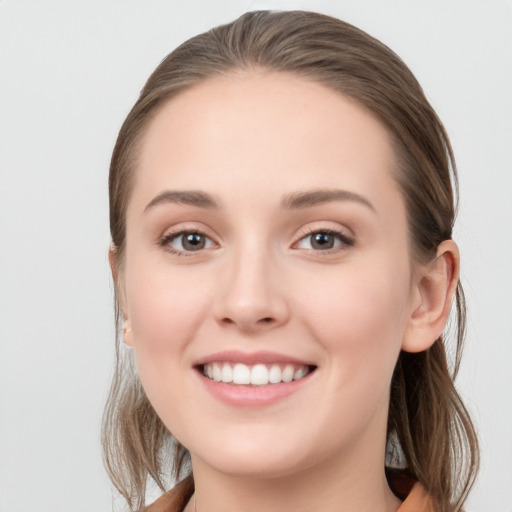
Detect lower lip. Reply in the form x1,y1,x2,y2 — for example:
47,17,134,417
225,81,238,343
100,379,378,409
197,371,314,407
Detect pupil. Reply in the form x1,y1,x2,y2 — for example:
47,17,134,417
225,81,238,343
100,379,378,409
184,233,205,250
312,233,334,249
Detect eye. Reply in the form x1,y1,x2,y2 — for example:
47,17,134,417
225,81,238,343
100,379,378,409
295,229,354,251
161,231,216,253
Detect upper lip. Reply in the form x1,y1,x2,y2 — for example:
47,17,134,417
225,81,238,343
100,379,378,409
193,350,315,367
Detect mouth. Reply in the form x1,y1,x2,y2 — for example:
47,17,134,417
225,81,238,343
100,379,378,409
195,352,317,406
199,362,316,386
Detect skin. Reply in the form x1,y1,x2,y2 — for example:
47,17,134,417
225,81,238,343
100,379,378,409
115,71,459,512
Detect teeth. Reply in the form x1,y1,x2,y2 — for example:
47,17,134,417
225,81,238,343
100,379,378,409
250,364,268,385
221,363,233,383
268,364,281,384
233,363,251,384
212,363,222,382
282,365,294,383
293,366,308,380
203,362,311,386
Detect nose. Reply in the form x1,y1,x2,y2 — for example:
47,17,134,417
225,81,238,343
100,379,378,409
213,248,290,333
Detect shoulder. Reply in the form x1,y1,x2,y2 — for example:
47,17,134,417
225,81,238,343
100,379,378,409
397,483,437,512
388,470,437,512
145,476,194,512
146,474,435,512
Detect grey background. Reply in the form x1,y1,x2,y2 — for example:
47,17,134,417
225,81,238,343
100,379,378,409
0,0,511,510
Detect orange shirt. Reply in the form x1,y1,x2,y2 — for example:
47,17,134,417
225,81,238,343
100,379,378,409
147,475,436,512
397,483,436,511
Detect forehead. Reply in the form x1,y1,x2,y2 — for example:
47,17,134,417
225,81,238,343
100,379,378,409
131,71,401,214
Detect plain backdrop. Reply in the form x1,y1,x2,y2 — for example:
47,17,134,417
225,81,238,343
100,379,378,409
0,1,511,511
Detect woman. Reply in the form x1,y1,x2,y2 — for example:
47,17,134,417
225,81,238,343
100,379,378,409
103,10,478,512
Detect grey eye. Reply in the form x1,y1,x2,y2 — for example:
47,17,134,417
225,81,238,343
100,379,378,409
182,233,206,251
296,231,344,251
169,232,214,252
310,233,336,249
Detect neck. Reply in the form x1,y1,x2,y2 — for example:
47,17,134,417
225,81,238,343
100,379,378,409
188,445,401,512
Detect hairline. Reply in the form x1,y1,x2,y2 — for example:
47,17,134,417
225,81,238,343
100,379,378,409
113,66,422,261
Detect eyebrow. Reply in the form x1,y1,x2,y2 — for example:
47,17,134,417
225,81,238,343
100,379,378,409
144,190,219,212
281,189,376,212
144,188,375,213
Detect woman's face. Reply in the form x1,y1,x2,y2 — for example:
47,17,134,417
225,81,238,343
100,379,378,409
120,71,419,478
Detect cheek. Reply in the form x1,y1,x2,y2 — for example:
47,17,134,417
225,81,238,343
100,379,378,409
123,259,219,416
297,258,411,378
124,257,214,362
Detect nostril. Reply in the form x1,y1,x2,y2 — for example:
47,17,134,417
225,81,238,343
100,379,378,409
219,316,276,331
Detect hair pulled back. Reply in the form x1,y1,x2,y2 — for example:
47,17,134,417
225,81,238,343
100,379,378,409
104,10,479,512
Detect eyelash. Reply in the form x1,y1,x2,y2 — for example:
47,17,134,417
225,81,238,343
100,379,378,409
158,227,355,256
159,230,216,256
293,228,355,253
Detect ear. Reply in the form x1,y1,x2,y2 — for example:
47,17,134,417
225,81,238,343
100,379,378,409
402,240,460,353
108,246,134,347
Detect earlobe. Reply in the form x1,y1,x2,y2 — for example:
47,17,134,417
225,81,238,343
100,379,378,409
108,245,118,283
402,240,460,353
108,245,133,347
122,317,134,347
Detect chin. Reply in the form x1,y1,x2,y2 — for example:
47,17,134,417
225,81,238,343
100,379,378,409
199,451,312,479
187,427,328,480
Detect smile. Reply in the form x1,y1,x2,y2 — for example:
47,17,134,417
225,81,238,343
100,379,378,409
202,362,313,386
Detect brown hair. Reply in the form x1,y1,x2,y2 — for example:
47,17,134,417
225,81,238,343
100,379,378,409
104,10,479,512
